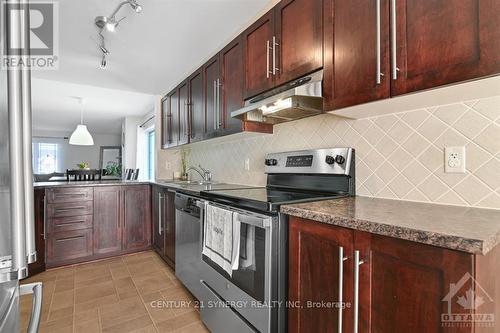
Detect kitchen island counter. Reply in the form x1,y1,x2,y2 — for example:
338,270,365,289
281,196,500,255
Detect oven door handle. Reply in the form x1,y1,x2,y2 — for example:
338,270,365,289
233,212,272,229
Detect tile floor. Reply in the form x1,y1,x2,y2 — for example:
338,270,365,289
20,251,209,333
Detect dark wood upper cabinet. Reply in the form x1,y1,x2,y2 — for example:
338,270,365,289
392,0,500,96
274,0,324,86
243,10,275,99
323,0,391,110
122,186,151,251
162,90,179,148
188,69,205,142
161,96,173,149
177,81,190,146
203,55,221,138
93,186,122,255
220,37,244,133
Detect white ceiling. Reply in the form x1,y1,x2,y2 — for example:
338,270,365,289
32,78,156,134
32,0,275,134
32,0,275,94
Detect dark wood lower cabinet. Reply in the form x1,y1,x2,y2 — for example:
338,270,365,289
123,186,151,251
93,186,123,256
164,190,176,267
47,229,93,264
28,189,46,276
43,185,151,269
152,185,175,269
289,216,498,333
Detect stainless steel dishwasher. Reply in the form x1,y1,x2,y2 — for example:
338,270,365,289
174,192,206,300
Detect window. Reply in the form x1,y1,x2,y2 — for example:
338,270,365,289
33,143,58,174
146,130,155,180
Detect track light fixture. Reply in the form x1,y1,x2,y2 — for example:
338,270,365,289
94,0,143,69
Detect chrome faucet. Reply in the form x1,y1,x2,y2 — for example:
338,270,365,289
186,165,213,183
198,165,213,182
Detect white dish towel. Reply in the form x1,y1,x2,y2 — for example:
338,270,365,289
202,204,241,277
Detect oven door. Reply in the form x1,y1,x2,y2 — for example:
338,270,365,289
200,204,278,333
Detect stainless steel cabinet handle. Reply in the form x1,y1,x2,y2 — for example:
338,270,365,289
266,40,271,79
354,250,365,333
338,246,348,332
158,193,163,235
20,282,43,333
184,101,189,137
213,80,217,130
391,0,399,80
376,0,384,84
216,78,222,128
272,36,280,75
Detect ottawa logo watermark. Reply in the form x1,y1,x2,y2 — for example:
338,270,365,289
441,272,495,328
1,1,59,70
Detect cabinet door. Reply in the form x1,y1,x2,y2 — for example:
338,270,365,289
243,9,275,99
169,89,180,147
203,55,221,138
289,217,354,333
123,186,151,251
28,189,46,275
93,186,122,255
164,190,176,266
355,231,474,333
46,229,93,267
274,0,323,86
392,0,500,96
177,81,190,146
161,96,170,149
152,186,165,256
220,37,244,134
323,0,390,110
189,69,205,142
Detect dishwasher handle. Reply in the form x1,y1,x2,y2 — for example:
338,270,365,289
20,282,43,333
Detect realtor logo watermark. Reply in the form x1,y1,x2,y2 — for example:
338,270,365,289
1,1,59,70
442,272,495,328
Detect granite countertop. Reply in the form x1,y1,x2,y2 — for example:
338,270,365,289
281,196,500,255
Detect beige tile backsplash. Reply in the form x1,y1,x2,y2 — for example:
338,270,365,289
157,96,500,210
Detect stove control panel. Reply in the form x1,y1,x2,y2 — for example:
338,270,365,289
265,158,278,166
264,148,354,176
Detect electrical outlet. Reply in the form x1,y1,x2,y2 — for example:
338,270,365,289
244,158,250,171
445,146,466,173
165,161,172,170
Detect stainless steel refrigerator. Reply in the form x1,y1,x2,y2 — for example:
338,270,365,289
1,1,43,332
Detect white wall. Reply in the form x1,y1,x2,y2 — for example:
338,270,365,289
122,117,141,170
32,129,121,172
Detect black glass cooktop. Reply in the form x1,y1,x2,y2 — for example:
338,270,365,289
200,187,348,213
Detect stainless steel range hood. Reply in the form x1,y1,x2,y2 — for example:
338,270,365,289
231,70,323,125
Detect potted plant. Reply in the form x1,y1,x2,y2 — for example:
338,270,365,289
105,161,122,177
77,162,90,170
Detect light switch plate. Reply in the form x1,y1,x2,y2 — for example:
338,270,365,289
244,158,250,171
444,146,466,173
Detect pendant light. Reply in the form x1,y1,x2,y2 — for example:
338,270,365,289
69,97,94,146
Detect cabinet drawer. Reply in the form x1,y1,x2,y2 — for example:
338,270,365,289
47,201,93,218
46,229,93,264
47,187,93,204
48,214,93,233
